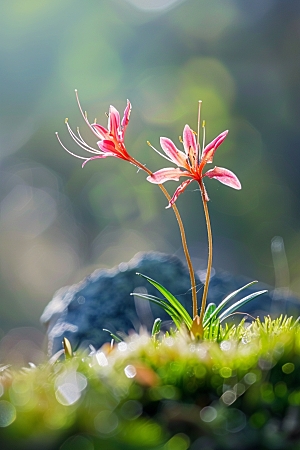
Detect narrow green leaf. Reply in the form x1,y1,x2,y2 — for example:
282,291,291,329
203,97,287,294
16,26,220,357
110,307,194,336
212,319,220,340
132,293,182,329
219,290,268,323
204,303,216,323
131,293,182,324
136,273,193,329
223,323,234,340
152,318,162,337
203,281,259,328
103,329,122,342
209,320,215,340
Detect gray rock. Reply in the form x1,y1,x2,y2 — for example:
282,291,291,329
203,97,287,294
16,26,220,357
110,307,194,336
41,252,197,356
41,251,300,356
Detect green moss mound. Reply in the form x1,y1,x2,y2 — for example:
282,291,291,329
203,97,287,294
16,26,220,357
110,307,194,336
1,316,300,450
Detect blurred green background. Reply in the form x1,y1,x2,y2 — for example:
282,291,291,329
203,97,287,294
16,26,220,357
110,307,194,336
0,0,299,361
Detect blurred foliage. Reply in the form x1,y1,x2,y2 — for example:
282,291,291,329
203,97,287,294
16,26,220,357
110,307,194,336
0,0,300,343
1,316,300,449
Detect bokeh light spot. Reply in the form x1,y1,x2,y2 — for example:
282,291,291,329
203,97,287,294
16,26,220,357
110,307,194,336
164,433,190,450
55,383,81,406
0,401,16,427
124,364,136,378
60,434,94,450
282,363,295,374
94,410,119,435
200,406,217,423
122,0,185,12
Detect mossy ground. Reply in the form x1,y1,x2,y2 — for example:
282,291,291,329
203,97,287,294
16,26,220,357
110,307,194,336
1,316,300,450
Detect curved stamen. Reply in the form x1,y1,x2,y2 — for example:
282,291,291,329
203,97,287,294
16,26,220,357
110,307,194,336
75,89,102,139
202,120,206,160
56,132,89,161
147,141,174,164
76,128,100,152
65,121,100,155
196,100,202,165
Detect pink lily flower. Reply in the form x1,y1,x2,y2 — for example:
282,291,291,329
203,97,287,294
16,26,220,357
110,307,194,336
56,91,134,167
147,124,241,208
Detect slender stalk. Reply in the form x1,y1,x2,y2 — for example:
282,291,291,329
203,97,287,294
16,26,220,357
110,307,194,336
158,184,198,318
132,158,197,317
198,179,213,328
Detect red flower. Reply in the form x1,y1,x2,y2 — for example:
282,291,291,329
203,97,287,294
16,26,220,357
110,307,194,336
56,91,134,167
147,124,241,208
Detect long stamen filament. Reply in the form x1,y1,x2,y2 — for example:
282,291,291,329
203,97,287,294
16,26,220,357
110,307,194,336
196,101,202,165
55,132,88,161
202,121,206,157
75,89,102,139
76,128,100,151
66,122,100,155
147,141,174,164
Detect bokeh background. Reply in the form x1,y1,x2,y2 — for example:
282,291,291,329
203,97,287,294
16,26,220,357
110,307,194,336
0,0,299,362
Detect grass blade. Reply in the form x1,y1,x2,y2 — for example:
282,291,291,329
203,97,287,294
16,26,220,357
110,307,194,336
152,318,162,337
204,303,216,323
203,281,259,328
136,273,193,329
131,293,182,321
131,293,182,329
218,290,268,322
103,329,122,342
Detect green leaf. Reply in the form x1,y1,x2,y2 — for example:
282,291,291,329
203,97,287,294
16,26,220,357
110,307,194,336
212,319,220,340
152,318,162,337
131,293,182,329
218,290,268,323
103,329,122,342
203,281,259,328
136,273,193,329
204,303,216,323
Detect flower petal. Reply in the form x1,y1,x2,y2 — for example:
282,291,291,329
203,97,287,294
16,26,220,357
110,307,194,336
92,124,109,139
160,137,189,168
108,105,121,137
121,99,131,130
203,166,241,190
183,124,197,166
201,130,228,164
147,168,191,184
166,179,193,209
97,139,117,153
82,154,117,167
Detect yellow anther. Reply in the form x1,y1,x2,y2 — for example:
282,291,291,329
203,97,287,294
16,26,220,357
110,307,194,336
192,130,197,135
94,118,97,123
65,118,68,124
202,120,205,127
179,136,183,143
77,127,79,133
147,141,151,146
